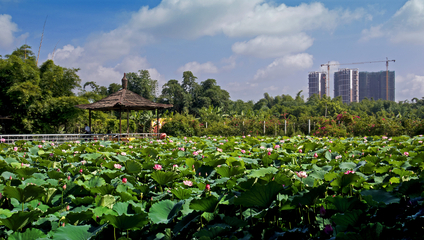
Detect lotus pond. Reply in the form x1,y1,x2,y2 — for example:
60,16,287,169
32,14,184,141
0,135,424,240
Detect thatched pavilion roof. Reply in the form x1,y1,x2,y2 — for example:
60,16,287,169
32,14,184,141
75,74,173,111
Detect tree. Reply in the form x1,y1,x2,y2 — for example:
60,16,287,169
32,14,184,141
108,83,121,95
127,70,158,100
39,60,81,97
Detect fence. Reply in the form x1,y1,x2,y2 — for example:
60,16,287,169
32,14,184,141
0,133,160,144
201,120,318,136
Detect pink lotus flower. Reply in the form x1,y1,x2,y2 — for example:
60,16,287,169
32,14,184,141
274,145,280,149
121,152,127,156
324,225,333,235
183,180,193,186
63,184,66,190
298,149,302,153
13,147,18,151
66,205,70,211
216,148,222,152
344,170,355,174
122,178,127,184
173,164,178,168
296,171,308,178
314,153,318,158
320,206,326,217
114,164,122,169
193,151,199,156
0,138,5,143
79,169,83,173
153,164,162,170
241,149,246,154
206,184,211,191
404,152,409,156
38,145,43,148
267,152,271,156
67,176,71,180
9,176,12,180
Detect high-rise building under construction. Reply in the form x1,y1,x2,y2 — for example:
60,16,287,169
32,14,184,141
308,72,327,98
334,68,359,104
359,71,395,101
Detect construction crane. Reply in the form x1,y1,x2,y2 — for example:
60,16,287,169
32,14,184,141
321,58,395,100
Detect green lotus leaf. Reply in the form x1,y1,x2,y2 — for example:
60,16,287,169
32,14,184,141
190,196,219,212
292,185,327,206
125,160,143,174
309,170,326,180
361,189,399,205
84,176,106,188
331,209,362,230
149,200,184,224
49,224,95,240
8,228,47,240
0,209,13,218
246,167,278,178
80,152,102,161
339,162,357,170
65,210,94,225
4,185,46,203
171,188,192,200
15,168,38,179
4,157,19,164
331,174,361,193
96,194,115,209
1,171,16,181
193,223,231,238
118,191,138,202
71,196,95,206
102,212,149,230
113,202,134,216
0,210,42,231
151,171,178,186
47,170,66,180
90,184,115,195
326,196,360,213
93,206,117,217
234,181,284,208
216,165,244,178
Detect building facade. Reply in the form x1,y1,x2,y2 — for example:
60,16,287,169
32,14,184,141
334,68,359,104
359,71,395,101
308,71,327,98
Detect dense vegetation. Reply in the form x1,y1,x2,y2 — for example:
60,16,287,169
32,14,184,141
2,45,424,137
0,135,423,239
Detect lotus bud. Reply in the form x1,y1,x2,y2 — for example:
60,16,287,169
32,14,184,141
66,205,70,211
9,176,12,180
63,184,66,190
122,178,127,183
319,206,326,217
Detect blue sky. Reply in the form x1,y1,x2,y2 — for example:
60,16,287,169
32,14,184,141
1,0,423,102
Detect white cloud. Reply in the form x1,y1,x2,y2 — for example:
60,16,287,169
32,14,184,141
254,53,313,81
51,44,84,65
221,55,237,70
127,0,369,39
0,14,18,49
232,33,313,58
361,0,424,44
177,61,218,75
50,44,163,89
396,74,424,101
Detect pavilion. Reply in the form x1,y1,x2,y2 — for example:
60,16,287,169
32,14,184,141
75,74,173,137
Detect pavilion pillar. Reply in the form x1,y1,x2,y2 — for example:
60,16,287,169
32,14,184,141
157,109,160,138
127,109,129,135
89,110,92,133
119,109,122,142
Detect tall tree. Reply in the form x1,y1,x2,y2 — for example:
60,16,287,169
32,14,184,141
127,70,158,100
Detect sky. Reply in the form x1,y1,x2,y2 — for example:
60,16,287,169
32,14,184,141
1,0,423,103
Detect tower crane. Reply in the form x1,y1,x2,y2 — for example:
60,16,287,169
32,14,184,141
320,58,395,99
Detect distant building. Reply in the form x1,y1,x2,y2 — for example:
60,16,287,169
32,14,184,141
308,72,327,98
359,71,395,101
334,68,359,104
